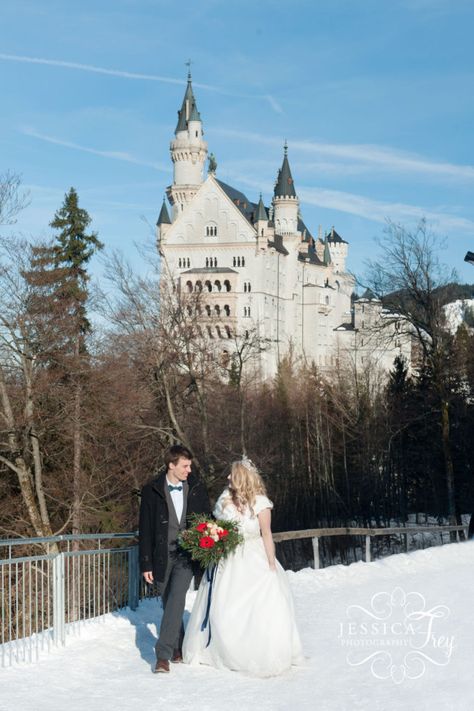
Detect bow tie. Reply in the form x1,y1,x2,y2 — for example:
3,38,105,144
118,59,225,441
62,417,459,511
168,484,183,492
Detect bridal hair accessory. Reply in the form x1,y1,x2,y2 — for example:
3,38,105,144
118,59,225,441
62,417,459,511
240,455,258,473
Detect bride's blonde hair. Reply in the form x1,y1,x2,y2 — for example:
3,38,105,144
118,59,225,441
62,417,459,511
227,458,267,512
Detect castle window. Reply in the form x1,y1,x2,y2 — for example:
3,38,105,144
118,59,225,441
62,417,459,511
244,283,247,293
195,280,203,292
205,258,209,267
205,280,212,292
186,280,193,293
187,258,190,267
207,326,213,338
237,257,241,267
224,280,231,292
242,257,245,267
214,280,221,292
178,258,182,268
233,257,236,267
325,295,329,305
225,326,232,339
214,257,217,267
224,305,230,317
214,304,221,317
362,304,365,313
361,320,365,329
216,325,222,338
205,305,211,316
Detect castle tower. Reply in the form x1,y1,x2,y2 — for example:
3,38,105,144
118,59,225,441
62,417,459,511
327,226,348,272
156,196,171,248
167,70,208,218
254,193,268,241
272,143,299,235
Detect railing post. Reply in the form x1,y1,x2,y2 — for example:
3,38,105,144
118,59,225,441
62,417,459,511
128,546,140,611
52,553,65,646
312,536,320,570
365,535,371,563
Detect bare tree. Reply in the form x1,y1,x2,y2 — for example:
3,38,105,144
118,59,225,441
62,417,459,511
364,220,459,526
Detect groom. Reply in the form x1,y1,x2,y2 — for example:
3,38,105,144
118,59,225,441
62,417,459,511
139,444,211,673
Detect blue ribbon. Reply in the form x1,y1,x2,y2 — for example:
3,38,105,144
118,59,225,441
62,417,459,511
200,564,217,647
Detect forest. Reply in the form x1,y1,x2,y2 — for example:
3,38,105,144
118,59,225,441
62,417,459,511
1,174,474,550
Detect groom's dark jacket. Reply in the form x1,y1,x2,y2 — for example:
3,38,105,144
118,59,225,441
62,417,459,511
138,468,211,584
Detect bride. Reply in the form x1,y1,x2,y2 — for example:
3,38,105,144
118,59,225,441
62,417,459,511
183,458,304,676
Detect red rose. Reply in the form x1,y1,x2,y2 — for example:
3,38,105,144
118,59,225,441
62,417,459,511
218,529,229,538
196,523,208,532
199,536,215,548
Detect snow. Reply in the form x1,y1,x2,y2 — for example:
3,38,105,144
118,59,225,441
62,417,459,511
2,542,474,711
443,298,474,334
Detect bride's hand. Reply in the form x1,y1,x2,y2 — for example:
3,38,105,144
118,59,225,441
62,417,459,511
269,563,276,572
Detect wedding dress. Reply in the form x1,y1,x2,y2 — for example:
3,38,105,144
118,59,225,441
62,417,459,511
183,490,304,677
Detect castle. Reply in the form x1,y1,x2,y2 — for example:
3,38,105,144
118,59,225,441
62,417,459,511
157,72,411,379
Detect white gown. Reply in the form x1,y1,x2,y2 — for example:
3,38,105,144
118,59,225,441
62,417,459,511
183,490,304,677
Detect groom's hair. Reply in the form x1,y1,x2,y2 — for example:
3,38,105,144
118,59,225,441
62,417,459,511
164,444,193,468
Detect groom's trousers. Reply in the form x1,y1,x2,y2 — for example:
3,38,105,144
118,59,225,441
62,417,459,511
155,554,193,661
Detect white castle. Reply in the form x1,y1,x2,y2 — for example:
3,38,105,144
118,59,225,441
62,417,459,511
157,72,411,379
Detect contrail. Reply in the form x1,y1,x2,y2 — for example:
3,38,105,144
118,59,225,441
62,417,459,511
0,52,283,112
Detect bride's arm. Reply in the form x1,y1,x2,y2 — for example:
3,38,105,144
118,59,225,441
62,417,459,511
258,508,276,571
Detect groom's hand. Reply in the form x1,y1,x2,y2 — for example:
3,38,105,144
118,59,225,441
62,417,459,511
143,571,154,584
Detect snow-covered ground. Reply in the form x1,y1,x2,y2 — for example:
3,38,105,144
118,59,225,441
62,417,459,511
2,542,474,711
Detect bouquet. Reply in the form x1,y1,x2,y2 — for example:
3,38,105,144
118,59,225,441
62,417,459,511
178,513,243,568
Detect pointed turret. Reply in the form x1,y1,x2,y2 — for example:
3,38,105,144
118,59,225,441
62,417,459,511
175,70,201,134
274,142,297,198
255,194,268,222
272,143,299,235
168,68,208,217
157,198,171,226
156,197,171,245
323,235,332,266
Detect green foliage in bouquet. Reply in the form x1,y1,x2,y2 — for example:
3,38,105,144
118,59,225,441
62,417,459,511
178,513,243,568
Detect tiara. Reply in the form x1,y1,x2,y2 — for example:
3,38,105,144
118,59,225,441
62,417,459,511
239,455,258,473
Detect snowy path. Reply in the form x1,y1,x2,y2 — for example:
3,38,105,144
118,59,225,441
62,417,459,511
2,542,474,711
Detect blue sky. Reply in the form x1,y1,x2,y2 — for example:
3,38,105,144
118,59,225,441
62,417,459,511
1,0,474,284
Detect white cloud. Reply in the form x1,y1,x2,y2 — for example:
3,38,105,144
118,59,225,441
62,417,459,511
0,53,283,114
21,128,169,172
213,128,474,181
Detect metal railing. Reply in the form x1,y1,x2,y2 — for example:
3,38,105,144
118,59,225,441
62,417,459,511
0,533,142,668
1,523,470,667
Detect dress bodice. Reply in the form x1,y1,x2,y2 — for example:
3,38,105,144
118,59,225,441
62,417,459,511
213,489,273,540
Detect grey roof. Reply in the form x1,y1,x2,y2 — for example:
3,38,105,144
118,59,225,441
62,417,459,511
157,199,171,226
216,179,261,226
298,250,324,266
334,322,355,331
175,73,201,134
274,144,296,198
255,194,268,222
181,267,238,274
327,226,348,244
355,288,379,302
323,237,332,266
267,234,289,256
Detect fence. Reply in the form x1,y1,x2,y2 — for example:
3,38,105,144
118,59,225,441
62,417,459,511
1,523,469,667
0,533,141,668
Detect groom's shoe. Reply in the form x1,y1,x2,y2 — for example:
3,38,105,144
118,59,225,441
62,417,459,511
171,649,183,663
154,659,170,673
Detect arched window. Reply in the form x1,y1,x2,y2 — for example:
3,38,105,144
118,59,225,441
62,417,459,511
186,281,193,293
196,305,202,315
242,257,245,267
178,258,182,268
205,280,212,292
205,305,211,316
225,326,232,339
224,305,230,317
187,258,190,267
237,257,241,267
233,257,236,267
216,325,222,338
243,283,247,293
214,304,221,316
224,280,231,292
205,258,209,267
207,326,213,338
248,282,251,292
195,280,203,292
213,257,217,267
214,280,221,292
325,295,329,305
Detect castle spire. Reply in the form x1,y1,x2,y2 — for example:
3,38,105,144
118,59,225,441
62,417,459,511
157,197,171,226
175,68,201,134
274,143,296,198
255,193,268,222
